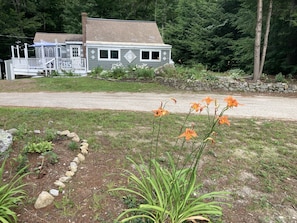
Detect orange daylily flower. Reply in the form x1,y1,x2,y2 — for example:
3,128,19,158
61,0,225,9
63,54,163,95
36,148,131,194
218,116,230,126
202,96,214,105
178,128,198,141
224,96,241,108
153,107,169,117
191,102,204,112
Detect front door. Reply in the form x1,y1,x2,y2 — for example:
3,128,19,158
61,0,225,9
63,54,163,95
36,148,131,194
70,45,82,69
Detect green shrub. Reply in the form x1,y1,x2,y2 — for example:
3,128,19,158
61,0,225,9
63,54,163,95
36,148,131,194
133,66,154,79
89,67,104,78
0,159,28,223
227,68,246,79
275,73,287,83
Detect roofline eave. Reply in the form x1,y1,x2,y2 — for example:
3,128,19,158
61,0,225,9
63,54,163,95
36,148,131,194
85,41,172,48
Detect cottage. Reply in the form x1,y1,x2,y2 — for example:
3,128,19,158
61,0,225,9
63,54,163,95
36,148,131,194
5,13,172,79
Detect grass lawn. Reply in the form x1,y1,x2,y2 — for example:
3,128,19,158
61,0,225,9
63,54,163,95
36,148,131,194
0,77,177,93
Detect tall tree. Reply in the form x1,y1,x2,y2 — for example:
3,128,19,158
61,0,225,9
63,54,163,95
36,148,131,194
259,0,273,76
253,0,273,81
253,0,263,81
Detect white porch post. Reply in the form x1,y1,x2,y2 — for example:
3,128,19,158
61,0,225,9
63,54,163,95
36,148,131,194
16,45,20,59
55,39,58,72
11,46,15,59
41,43,47,76
24,43,28,69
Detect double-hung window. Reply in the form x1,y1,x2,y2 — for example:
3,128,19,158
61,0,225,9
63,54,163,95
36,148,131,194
99,49,120,60
140,50,161,62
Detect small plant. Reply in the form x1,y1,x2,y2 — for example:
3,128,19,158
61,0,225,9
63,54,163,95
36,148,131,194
42,151,59,164
0,159,28,223
14,123,28,140
44,128,57,141
68,141,79,151
54,192,75,216
275,73,287,83
228,68,245,79
111,96,241,222
23,141,53,153
12,153,29,174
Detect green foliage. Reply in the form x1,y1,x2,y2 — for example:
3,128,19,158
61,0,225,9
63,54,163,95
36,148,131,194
0,159,28,223
42,151,59,164
44,128,57,141
131,65,155,79
274,73,287,83
112,155,227,223
93,65,156,81
89,67,104,78
12,153,29,174
14,123,28,140
228,68,246,79
23,141,53,154
68,141,79,151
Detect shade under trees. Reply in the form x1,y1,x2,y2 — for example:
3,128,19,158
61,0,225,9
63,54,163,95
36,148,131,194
0,0,296,77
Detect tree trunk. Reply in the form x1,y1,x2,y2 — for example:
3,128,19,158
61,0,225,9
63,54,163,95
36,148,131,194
259,0,273,76
253,0,263,81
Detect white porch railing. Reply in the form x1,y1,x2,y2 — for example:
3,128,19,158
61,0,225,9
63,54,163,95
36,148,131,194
11,57,86,75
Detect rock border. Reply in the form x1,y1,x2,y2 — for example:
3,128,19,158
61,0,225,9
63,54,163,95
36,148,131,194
34,130,89,209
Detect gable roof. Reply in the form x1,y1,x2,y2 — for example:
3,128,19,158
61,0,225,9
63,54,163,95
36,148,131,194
34,32,82,44
85,18,165,45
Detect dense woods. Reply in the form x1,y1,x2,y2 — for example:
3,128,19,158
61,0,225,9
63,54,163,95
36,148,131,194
0,0,296,76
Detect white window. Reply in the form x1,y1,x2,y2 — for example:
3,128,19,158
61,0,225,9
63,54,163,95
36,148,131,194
98,49,120,60
140,50,161,62
71,47,80,57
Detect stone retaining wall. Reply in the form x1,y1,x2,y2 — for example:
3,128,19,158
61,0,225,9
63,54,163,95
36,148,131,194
156,77,297,93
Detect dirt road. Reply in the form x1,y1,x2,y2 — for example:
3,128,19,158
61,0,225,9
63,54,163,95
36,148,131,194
0,92,297,121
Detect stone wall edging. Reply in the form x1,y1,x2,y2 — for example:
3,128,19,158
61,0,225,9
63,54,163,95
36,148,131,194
156,77,297,93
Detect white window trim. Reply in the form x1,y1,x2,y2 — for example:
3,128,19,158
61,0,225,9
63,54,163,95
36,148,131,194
140,49,161,62
98,48,120,61
70,45,81,58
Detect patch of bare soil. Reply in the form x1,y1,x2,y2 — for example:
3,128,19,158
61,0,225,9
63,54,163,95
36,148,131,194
3,134,125,223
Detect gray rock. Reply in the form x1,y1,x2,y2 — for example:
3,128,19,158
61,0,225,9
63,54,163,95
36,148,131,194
7,128,18,135
0,129,13,153
49,189,59,197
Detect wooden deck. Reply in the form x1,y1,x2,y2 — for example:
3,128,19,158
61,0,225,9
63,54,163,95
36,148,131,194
8,57,87,79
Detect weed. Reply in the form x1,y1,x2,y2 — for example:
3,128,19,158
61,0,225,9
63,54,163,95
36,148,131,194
42,151,59,164
68,141,79,151
12,153,29,174
91,192,104,211
44,128,57,141
14,123,28,140
54,193,75,216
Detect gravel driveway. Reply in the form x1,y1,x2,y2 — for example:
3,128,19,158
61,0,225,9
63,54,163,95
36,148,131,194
0,92,297,121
